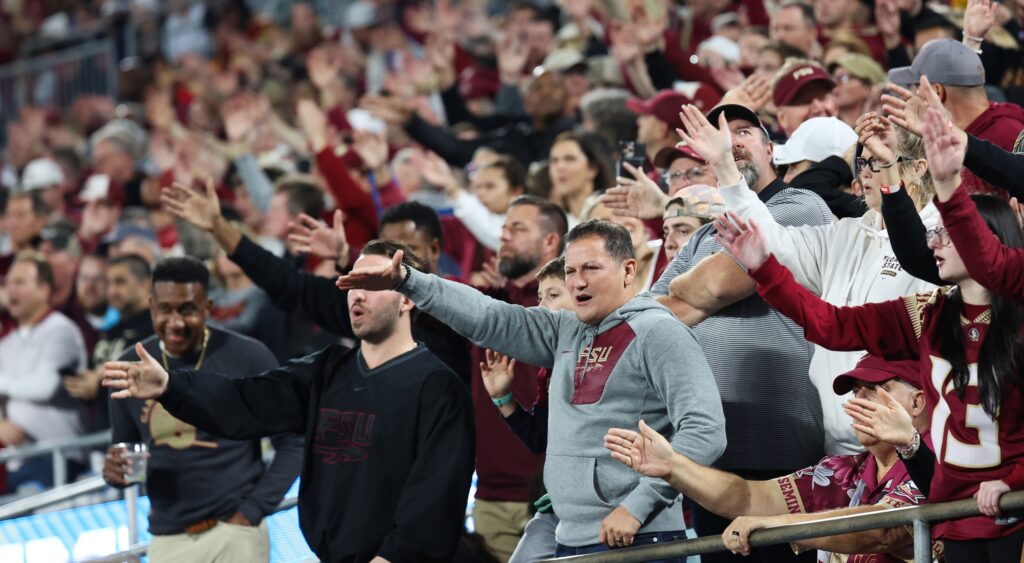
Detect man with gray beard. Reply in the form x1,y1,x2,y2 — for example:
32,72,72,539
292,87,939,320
652,104,833,563
470,194,568,561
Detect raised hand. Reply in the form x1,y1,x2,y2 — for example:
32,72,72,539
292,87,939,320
676,105,733,166
713,212,770,271
963,0,997,42
875,0,902,49
103,342,170,400
296,97,330,152
880,83,925,136
221,92,263,144
843,387,916,447
920,105,966,193
287,209,350,264
422,151,460,197
79,199,120,240
307,45,344,90
352,130,389,171
853,111,899,164
719,74,772,111
480,350,517,400
601,161,668,219
336,249,406,292
161,178,222,232
424,33,456,91
603,419,675,478
475,256,507,289
497,33,529,83
360,94,414,126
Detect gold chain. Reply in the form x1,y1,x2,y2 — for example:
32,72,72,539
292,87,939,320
161,328,211,372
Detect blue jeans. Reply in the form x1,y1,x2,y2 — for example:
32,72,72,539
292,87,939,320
555,531,689,563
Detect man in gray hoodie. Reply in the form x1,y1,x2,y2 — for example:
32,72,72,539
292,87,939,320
338,220,726,558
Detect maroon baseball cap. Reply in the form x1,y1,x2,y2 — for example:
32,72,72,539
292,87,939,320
627,90,692,131
833,355,921,395
653,141,707,168
773,64,836,107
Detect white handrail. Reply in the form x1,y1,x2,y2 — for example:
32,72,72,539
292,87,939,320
0,476,107,520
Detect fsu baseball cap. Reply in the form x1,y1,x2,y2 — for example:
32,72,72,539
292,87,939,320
888,38,985,87
772,64,836,107
705,103,770,139
653,141,707,168
833,355,921,395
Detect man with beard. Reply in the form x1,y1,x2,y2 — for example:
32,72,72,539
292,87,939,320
104,243,474,563
470,195,567,561
653,104,832,563
103,257,303,563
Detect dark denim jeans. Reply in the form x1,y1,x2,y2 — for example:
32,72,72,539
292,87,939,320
555,531,689,563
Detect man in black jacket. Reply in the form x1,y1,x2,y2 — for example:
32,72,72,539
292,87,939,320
103,242,475,563
160,181,472,385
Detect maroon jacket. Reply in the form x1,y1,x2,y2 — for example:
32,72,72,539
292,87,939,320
471,281,545,502
963,102,1024,194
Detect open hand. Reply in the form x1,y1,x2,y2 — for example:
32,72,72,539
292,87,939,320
480,350,516,399
103,342,170,400
853,111,898,165
288,209,349,264
964,0,998,41
676,105,733,166
719,74,772,112
336,249,406,291
843,387,916,447
604,419,675,478
602,161,668,219
161,178,221,232
920,105,966,192
713,212,770,271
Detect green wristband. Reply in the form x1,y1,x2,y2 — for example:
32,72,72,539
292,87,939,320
491,393,514,407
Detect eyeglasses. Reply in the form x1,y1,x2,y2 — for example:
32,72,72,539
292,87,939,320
926,226,951,247
834,73,851,84
663,166,709,184
855,155,907,176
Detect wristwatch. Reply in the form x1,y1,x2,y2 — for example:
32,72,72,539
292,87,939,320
895,431,921,459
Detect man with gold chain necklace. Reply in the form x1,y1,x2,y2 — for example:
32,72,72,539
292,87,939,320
102,256,303,563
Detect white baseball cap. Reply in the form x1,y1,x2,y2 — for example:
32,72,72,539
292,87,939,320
21,158,64,191
773,117,857,166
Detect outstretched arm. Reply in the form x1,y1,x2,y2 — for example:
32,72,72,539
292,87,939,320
104,342,322,438
605,421,785,519
714,213,921,358
337,253,560,368
921,103,1024,303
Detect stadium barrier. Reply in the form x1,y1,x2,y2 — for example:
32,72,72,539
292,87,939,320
0,431,111,489
539,490,1024,562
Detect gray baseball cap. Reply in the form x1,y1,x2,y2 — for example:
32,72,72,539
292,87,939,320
887,39,985,87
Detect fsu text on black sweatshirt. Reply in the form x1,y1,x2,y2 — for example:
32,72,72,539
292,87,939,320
158,343,475,563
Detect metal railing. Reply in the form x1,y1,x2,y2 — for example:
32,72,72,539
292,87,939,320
73,494,301,563
539,490,1024,562
0,430,111,488
0,475,108,520
0,38,117,146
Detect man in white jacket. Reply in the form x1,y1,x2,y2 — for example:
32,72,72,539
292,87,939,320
0,253,87,488
677,105,938,455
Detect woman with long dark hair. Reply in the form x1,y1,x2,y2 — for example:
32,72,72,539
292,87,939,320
712,191,1024,561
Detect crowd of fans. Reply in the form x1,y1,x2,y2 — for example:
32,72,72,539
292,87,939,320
2,0,1024,561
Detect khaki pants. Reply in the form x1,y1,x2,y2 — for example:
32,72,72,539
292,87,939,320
474,499,531,563
148,520,269,563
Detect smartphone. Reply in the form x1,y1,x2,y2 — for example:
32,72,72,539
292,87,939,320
58,365,77,378
616,141,646,178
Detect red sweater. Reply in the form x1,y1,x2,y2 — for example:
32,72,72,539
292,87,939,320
751,256,1024,541
314,147,380,257
937,186,1024,304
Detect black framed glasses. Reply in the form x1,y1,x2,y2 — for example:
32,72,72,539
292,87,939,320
855,155,907,176
925,226,951,247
